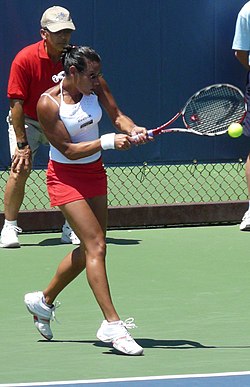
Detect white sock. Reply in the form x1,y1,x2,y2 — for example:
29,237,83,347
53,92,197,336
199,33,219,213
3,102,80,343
248,201,250,211
5,220,17,227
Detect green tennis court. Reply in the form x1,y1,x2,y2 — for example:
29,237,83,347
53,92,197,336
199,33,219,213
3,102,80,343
1,225,250,385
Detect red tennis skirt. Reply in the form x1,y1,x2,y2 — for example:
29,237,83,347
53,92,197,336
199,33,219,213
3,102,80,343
46,158,107,207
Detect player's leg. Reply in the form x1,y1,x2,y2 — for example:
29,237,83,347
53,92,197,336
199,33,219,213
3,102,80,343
24,197,143,354
62,197,142,355
72,196,118,320
24,198,110,340
44,197,118,319
81,196,143,355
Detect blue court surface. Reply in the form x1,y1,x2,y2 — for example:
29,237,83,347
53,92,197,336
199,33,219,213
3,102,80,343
2,372,250,387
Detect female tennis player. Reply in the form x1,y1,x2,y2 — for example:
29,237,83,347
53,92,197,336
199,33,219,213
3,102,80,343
24,45,147,356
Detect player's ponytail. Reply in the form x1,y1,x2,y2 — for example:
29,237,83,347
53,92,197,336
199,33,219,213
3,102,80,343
61,45,101,75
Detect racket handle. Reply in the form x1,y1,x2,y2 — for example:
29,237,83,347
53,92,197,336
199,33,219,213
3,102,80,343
131,129,155,141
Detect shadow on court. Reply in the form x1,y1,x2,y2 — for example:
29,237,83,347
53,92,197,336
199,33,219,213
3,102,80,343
7,237,141,247
38,338,214,349
24,236,143,247
36,338,213,357
37,337,250,354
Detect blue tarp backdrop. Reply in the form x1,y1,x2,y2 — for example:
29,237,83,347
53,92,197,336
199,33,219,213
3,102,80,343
0,0,249,168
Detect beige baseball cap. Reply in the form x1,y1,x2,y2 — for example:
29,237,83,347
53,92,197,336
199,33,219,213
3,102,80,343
41,6,75,32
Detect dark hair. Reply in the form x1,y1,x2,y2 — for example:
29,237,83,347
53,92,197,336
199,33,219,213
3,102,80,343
60,45,101,75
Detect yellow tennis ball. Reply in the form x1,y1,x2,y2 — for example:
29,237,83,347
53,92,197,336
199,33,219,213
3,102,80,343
228,123,243,138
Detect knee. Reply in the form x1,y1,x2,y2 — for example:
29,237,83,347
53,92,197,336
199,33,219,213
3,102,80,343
87,238,107,261
97,239,107,257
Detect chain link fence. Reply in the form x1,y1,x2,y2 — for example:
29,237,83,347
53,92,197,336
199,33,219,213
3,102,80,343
0,161,247,212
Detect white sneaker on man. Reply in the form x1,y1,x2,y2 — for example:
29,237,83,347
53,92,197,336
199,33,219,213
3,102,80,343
97,318,143,355
24,291,59,340
61,223,80,245
240,210,250,231
0,223,22,248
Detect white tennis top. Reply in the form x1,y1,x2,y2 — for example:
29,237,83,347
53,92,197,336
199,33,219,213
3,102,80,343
42,81,102,164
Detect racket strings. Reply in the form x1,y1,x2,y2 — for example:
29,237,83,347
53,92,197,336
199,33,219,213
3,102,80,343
183,86,245,135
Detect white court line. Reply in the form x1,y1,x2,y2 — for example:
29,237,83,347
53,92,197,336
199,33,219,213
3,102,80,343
2,370,250,387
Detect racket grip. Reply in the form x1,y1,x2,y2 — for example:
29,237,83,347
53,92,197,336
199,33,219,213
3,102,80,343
147,129,154,137
131,129,154,141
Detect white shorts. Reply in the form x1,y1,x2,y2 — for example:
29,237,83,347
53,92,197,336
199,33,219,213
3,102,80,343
7,111,49,160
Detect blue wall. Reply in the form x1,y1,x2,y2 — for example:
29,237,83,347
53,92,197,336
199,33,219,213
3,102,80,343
0,0,249,168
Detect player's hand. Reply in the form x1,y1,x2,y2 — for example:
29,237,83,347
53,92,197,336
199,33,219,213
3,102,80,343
114,134,132,151
130,126,153,145
11,147,32,173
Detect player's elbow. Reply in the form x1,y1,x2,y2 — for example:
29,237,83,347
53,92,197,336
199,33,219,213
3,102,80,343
234,50,250,69
60,144,78,160
235,50,242,61
64,149,78,160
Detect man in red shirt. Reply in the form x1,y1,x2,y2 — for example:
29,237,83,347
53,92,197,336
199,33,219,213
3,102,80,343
0,6,80,247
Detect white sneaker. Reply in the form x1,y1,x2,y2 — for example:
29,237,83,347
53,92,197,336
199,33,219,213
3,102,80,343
61,223,80,245
240,210,250,231
97,318,143,356
24,291,59,340
0,224,22,248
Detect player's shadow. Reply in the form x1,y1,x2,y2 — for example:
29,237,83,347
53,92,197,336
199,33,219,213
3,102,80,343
107,237,142,246
136,338,215,349
37,236,141,247
39,338,250,355
38,338,215,355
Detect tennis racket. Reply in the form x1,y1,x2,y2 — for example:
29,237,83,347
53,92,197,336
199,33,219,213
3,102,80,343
135,84,246,138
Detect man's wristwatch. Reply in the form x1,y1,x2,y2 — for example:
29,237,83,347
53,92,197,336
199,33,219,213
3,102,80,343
17,142,29,150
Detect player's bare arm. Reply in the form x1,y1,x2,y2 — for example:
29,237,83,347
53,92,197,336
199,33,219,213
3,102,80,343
234,50,250,70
